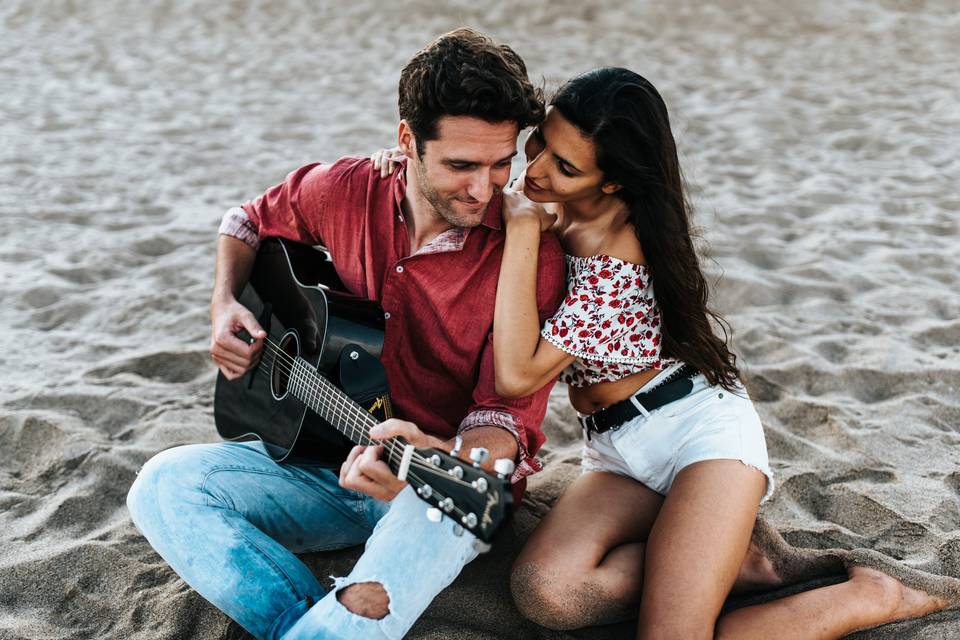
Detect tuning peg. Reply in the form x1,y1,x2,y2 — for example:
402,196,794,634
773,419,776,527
440,497,454,513
469,447,490,467
426,507,443,523
494,458,515,479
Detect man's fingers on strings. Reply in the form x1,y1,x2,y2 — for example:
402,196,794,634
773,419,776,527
210,344,252,369
212,356,244,380
238,312,267,340
340,445,367,485
370,419,414,441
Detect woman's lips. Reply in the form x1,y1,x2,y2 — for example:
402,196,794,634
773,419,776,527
524,177,544,193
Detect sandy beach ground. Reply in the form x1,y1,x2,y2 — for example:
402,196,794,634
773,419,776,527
2,0,958,638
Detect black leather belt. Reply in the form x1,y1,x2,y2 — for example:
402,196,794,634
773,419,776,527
579,364,698,438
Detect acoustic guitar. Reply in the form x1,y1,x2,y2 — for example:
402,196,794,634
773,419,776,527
214,238,513,545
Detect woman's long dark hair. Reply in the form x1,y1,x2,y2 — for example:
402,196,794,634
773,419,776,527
552,67,740,390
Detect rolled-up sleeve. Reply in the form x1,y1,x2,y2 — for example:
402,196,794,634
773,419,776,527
458,238,567,486
218,207,261,249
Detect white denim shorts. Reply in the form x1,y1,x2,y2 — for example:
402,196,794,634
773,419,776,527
581,367,775,503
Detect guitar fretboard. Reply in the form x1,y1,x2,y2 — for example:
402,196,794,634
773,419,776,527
288,357,404,470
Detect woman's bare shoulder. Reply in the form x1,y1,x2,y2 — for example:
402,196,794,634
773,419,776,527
601,224,646,265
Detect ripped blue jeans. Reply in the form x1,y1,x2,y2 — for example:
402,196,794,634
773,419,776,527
126,441,479,639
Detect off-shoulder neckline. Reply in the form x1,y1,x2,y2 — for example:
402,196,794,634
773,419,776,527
566,253,649,270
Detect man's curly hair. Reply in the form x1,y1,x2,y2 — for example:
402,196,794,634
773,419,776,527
399,28,545,156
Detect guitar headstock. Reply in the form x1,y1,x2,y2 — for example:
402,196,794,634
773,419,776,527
403,446,514,545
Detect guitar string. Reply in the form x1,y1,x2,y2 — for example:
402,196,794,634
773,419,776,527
251,340,506,530
257,344,476,488
256,338,408,458
254,339,483,494
257,339,424,468
257,337,447,468
254,347,485,510
255,347,486,528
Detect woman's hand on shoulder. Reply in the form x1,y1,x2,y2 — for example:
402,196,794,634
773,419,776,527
502,183,557,233
370,147,404,178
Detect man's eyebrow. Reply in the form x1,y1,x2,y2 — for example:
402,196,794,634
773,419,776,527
444,151,518,165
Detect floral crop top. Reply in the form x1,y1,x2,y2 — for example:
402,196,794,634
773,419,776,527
541,254,678,388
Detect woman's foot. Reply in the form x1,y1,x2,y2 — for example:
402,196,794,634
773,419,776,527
848,565,949,626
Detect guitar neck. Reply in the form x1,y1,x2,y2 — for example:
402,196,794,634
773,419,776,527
287,356,401,463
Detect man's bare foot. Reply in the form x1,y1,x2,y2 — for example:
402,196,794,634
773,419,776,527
732,541,783,594
848,566,949,627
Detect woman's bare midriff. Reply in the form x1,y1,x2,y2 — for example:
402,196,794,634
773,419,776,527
568,368,663,415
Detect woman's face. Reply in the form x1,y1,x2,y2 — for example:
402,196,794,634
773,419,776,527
522,107,613,203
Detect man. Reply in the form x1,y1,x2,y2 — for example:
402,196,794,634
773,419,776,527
127,28,566,640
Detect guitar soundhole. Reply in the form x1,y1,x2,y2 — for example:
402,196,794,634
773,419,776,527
270,330,301,401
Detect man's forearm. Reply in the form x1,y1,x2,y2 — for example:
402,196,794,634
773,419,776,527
445,426,519,473
212,234,258,304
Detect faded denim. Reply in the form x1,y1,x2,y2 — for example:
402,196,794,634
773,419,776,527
127,441,479,639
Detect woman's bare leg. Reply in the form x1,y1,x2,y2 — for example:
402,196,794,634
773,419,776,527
716,565,949,639
634,459,951,640
511,471,664,629
636,459,767,640
511,470,783,630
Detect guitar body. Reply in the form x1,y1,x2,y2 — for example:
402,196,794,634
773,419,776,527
214,238,389,464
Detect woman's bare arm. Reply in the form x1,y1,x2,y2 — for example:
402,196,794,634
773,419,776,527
493,193,573,398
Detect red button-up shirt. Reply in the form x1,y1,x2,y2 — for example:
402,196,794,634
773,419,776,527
221,157,566,497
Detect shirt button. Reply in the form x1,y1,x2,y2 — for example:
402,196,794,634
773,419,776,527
384,312,391,320
395,265,404,273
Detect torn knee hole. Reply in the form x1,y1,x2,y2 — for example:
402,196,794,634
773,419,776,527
336,581,390,619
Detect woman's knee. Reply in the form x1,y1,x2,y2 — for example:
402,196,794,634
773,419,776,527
510,561,584,631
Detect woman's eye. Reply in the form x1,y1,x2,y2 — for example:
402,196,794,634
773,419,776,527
557,161,574,177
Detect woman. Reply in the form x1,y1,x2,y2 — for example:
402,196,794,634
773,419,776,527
373,68,953,638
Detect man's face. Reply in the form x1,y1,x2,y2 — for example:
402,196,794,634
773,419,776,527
404,116,519,228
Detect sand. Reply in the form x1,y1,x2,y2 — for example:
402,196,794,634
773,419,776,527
1,0,958,638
